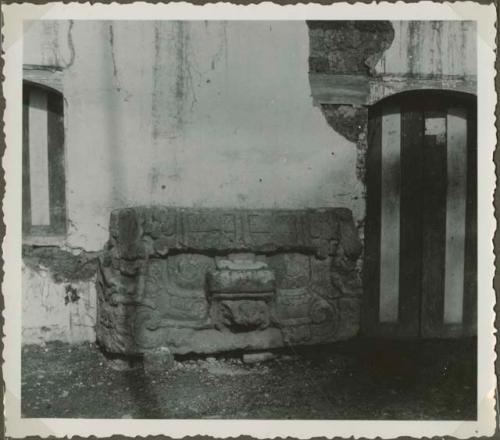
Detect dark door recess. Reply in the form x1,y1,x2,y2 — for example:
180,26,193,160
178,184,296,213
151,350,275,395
363,91,477,338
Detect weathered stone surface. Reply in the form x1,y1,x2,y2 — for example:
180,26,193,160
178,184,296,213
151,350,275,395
108,207,356,260
208,258,275,331
242,352,275,364
145,258,211,324
97,207,362,355
166,254,215,290
217,300,271,332
307,21,395,75
216,258,267,270
268,253,310,289
207,268,275,293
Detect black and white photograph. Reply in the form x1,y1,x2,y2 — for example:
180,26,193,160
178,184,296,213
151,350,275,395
2,2,497,438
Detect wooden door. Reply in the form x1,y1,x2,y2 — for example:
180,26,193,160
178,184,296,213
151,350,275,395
363,91,477,338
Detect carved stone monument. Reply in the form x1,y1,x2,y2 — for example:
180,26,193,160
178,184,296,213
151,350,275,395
96,207,362,355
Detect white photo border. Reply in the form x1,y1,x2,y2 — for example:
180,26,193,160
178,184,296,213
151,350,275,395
2,2,497,438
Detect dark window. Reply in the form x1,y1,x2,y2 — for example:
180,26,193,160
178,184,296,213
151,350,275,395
23,81,66,237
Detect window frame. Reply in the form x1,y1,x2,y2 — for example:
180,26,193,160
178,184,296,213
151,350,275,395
22,72,68,245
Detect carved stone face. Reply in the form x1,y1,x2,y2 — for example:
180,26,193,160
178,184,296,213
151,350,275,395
97,207,362,355
218,300,270,332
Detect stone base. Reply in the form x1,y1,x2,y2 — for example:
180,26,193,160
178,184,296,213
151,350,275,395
98,298,360,356
96,207,362,356
242,352,276,364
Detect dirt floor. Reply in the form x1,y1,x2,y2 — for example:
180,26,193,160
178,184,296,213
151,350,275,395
21,337,476,419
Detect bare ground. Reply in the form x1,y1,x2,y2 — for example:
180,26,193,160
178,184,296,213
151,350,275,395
21,337,476,419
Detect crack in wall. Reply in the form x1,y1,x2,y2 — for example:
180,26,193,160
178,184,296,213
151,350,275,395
63,20,76,69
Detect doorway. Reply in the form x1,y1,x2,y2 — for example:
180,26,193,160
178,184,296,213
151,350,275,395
363,90,477,338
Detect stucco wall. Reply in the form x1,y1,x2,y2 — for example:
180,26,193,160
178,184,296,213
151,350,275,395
374,21,476,78
24,20,363,252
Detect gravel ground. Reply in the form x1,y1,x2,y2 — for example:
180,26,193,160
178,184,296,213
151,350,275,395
21,337,476,419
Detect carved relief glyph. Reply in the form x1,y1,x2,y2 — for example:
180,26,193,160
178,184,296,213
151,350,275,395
97,207,362,355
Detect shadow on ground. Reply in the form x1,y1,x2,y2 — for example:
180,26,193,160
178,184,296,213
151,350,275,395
21,337,476,419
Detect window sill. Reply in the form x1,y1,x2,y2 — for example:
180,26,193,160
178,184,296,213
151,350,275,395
22,235,67,247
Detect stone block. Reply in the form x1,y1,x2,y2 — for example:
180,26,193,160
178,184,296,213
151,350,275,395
308,211,337,239
310,257,338,299
242,352,276,364
268,253,310,289
309,297,338,325
275,288,311,324
98,207,362,356
167,254,215,289
144,259,210,323
217,300,271,331
217,256,266,270
336,297,361,339
281,325,312,345
115,209,144,260
207,268,275,293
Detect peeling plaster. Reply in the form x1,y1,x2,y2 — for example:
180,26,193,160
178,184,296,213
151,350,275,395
22,245,100,283
320,105,367,144
307,21,394,76
307,21,393,193
22,261,97,344
320,104,368,186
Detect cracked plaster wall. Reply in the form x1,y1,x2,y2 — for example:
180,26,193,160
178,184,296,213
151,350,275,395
22,246,99,344
22,261,97,344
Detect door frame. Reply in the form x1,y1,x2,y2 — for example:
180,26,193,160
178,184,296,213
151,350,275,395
361,89,477,339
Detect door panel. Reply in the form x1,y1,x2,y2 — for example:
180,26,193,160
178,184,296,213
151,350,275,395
420,108,448,336
443,108,468,324
362,107,382,333
463,108,478,334
398,100,424,336
379,105,401,324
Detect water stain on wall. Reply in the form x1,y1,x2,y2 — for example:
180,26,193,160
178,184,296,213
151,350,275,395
151,21,198,142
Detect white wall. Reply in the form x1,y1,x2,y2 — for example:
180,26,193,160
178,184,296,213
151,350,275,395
375,21,476,77
24,20,362,253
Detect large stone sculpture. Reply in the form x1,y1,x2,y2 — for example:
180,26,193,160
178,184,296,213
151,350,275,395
96,207,362,356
